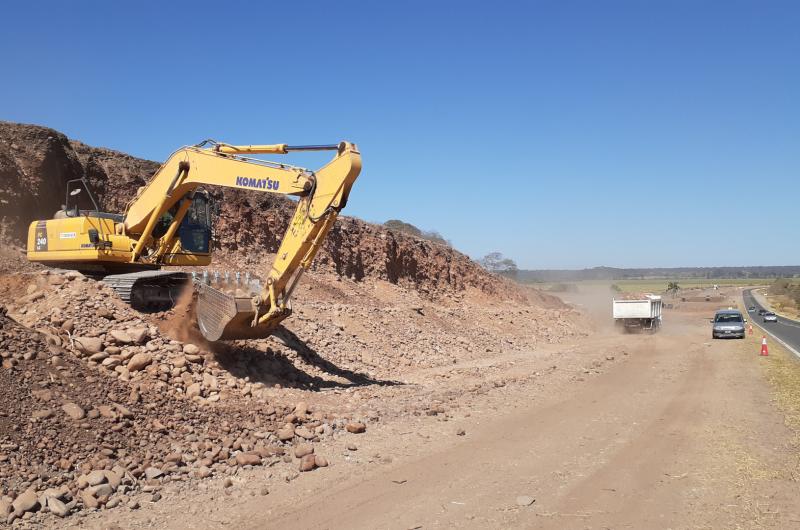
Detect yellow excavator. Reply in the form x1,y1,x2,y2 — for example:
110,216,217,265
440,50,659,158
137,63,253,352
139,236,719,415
26,140,362,341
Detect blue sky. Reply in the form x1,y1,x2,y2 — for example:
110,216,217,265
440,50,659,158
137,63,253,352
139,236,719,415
1,1,798,268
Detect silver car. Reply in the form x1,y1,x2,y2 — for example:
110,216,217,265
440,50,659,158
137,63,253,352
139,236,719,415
763,312,778,323
711,309,746,339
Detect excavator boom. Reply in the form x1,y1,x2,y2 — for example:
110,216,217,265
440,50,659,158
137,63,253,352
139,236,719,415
194,142,361,340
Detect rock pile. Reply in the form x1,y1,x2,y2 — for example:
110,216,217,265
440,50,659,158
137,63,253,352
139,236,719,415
0,300,357,524
0,264,582,524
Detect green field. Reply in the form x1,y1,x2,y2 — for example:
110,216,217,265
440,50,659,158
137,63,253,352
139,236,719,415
611,278,771,293
527,278,773,294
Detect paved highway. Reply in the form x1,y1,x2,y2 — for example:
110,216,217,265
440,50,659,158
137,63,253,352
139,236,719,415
742,288,800,358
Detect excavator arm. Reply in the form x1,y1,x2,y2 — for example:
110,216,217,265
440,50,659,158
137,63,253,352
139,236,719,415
122,140,361,341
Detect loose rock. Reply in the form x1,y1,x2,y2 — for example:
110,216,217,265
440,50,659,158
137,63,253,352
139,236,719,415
235,453,261,466
85,470,107,487
299,454,317,472
144,467,164,480
73,336,103,355
109,330,134,344
186,382,202,399
346,422,366,434
516,496,535,507
127,353,153,372
277,425,295,441
12,489,39,514
61,402,85,420
294,444,314,458
46,497,68,517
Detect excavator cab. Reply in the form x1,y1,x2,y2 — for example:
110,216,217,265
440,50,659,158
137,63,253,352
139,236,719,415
152,191,213,253
179,192,213,254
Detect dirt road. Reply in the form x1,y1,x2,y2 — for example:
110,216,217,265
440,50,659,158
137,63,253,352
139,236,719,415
74,302,800,530
249,321,799,529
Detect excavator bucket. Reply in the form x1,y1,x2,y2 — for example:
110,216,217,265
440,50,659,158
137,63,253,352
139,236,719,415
195,282,290,341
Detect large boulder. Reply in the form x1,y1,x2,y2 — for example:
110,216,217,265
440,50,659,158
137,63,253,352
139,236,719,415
73,336,104,355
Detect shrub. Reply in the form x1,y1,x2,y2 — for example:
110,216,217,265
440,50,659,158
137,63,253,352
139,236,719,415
384,220,451,246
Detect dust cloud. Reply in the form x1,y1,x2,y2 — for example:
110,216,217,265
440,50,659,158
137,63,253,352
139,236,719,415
157,285,220,353
549,283,619,335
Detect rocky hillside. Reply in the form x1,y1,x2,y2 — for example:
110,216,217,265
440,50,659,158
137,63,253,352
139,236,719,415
0,121,584,526
0,121,513,297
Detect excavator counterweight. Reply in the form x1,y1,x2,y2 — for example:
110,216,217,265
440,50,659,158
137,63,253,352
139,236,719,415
26,140,362,341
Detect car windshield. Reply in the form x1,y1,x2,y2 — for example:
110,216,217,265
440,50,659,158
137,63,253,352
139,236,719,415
765,313,775,316
716,314,742,323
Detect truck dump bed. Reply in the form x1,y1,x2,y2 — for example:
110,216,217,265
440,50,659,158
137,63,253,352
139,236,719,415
612,293,663,319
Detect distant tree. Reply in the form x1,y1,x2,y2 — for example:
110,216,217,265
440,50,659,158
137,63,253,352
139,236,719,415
384,219,422,237
420,229,451,246
666,281,681,298
384,219,451,246
479,252,518,278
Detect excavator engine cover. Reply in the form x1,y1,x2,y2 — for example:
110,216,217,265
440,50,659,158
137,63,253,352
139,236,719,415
195,282,290,341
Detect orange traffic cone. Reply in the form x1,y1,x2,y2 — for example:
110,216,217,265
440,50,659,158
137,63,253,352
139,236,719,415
760,336,769,356
748,324,753,336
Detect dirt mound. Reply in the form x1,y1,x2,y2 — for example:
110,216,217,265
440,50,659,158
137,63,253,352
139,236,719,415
0,276,359,523
0,121,518,298
0,267,583,523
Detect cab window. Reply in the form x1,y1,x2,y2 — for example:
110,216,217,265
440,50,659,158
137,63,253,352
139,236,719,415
179,193,213,253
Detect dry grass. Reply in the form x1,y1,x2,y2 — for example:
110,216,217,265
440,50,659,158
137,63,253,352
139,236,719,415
738,310,800,480
760,342,800,450
693,329,800,529
763,292,800,320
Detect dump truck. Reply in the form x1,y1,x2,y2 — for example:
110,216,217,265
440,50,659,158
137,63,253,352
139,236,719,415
26,139,362,341
612,293,662,332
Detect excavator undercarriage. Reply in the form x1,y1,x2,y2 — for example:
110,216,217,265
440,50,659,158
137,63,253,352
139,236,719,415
103,271,189,312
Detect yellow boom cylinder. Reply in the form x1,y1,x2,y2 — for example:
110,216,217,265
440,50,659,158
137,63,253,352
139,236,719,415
214,144,288,155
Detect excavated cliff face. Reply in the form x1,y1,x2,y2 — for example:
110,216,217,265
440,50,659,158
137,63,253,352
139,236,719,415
0,124,84,240
0,124,158,239
0,121,518,298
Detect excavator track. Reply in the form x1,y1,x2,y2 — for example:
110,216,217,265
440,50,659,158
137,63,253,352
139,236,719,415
102,271,189,312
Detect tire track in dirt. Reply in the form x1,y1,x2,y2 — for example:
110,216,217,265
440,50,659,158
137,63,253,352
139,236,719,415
242,334,712,529
243,320,799,530
539,338,713,528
